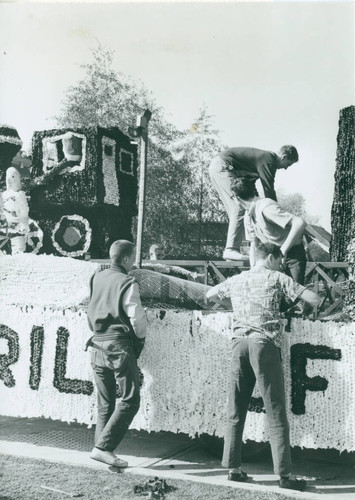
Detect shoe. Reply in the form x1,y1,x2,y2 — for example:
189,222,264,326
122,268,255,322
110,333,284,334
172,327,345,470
279,476,306,491
90,447,128,468
227,470,249,482
223,249,247,261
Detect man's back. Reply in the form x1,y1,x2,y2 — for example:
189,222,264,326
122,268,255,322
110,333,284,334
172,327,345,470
218,147,279,201
216,265,304,346
87,266,133,334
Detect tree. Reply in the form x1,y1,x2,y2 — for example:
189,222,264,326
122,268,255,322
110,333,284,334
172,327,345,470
55,44,201,257
56,43,172,140
55,44,231,259
168,105,227,256
277,190,319,225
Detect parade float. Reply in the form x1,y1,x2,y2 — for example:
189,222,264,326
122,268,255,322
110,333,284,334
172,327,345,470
0,109,354,454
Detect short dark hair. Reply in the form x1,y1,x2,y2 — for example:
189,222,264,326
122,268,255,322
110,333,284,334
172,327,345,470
279,145,299,163
254,237,282,260
109,240,134,264
231,178,258,200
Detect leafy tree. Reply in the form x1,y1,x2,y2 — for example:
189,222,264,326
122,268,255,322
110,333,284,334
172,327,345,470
277,190,319,225
168,105,227,256
56,43,173,141
56,43,226,258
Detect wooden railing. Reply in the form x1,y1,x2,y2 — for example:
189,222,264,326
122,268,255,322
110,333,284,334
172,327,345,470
91,259,349,320
304,262,348,319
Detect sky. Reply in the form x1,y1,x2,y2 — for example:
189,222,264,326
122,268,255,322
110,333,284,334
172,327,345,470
0,2,354,230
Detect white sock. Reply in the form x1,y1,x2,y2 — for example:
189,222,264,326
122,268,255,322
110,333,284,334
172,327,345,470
230,467,242,474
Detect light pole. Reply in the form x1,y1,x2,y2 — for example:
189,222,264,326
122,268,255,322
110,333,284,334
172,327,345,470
129,109,152,268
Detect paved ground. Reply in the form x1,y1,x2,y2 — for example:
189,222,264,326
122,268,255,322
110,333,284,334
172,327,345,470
0,416,354,499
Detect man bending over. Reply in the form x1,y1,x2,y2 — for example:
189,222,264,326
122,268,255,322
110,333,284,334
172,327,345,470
209,145,299,261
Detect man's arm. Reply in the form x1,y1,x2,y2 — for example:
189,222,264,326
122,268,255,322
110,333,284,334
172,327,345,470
299,288,321,309
122,282,147,358
122,282,147,339
258,164,277,201
249,240,256,267
280,215,306,258
206,285,232,309
280,273,321,314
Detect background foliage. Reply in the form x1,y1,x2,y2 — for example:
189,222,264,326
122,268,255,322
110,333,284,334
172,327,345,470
55,43,323,260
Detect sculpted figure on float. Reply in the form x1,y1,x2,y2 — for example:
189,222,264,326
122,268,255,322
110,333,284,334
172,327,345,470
1,167,29,254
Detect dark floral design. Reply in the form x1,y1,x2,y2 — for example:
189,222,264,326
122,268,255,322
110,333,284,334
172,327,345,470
290,343,341,415
29,326,44,390
0,325,20,388
53,326,94,395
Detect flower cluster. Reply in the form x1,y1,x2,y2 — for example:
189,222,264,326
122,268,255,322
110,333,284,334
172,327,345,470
29,326,44,390
0,303,354,451
51,214,92,257
26,218,44,254
0,324,20,388
0,253,98,308
53,326,94,395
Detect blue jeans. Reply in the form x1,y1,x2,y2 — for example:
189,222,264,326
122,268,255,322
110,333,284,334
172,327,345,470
222,337,292,476
285,244,306,285
90,339,140,452
209,156,245,250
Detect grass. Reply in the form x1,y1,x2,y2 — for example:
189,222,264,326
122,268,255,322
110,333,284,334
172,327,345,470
0,455,290,500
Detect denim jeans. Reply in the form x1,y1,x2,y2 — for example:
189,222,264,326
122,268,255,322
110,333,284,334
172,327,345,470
90,339,140,452
285,244,307,285
209,157,246,250
222,337,292,476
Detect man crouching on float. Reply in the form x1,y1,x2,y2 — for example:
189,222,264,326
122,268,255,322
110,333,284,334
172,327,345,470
206,239,320,492
86,240,147,468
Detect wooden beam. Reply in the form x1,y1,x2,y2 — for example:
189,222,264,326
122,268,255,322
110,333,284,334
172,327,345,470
90,259,347,270
314,264,344,296
319,262,348,269
146,260,210,267
305,225,331,247
204,262,209,286
208,261,227,282
305,262,317,277
320,298,343,318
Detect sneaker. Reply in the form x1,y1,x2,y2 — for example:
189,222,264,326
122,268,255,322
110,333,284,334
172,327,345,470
90,447,128,468
227,470,249,482
223,249,247,261
279,476,306,491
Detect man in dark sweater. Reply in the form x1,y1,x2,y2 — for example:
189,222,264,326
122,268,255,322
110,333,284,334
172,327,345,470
209,145,299,261
87,240,147,468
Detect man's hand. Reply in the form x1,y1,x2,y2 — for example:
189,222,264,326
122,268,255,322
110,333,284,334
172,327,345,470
300,289,321,309
281,216,306,257
280,251,288,272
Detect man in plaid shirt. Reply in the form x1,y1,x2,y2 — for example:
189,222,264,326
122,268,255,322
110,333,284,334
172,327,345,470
206,239,320,491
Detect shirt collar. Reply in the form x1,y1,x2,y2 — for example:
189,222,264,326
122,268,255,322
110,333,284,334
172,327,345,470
110,264,128,274
252,263,270,272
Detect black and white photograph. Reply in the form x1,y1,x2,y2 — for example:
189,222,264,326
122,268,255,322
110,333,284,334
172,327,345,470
0,1,354,499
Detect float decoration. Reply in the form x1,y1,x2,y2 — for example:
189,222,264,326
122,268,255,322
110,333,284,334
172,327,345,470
29,126,138,258
0,125,23,189
1,167,29,254
52,214,91,258
26,218,44,254
330,105,355,262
